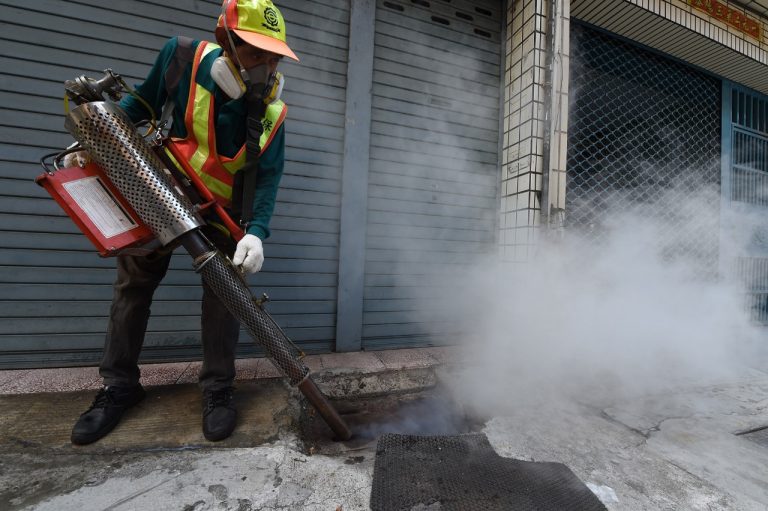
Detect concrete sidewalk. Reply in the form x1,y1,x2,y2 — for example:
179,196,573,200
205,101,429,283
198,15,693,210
1,350,768,510
0,347,451,395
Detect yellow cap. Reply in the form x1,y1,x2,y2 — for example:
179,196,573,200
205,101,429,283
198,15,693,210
217,0,299,61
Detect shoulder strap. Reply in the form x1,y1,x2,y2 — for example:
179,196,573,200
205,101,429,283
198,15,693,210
165,36,195,98
237,98,267,226
160,36,196,130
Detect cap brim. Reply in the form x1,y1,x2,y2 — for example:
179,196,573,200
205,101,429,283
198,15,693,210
233,29,299,61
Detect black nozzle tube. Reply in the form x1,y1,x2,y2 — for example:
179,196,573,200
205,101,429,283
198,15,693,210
179,229,352,440
299,377,352,440
181,230,212,259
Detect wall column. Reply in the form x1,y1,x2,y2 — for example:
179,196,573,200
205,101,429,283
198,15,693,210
501,0,570,261
335,0,376,352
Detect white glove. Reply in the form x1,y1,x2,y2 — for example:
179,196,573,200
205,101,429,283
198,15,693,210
232,234,264,274
62,150,90,168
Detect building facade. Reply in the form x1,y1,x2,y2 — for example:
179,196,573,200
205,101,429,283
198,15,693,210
0,0,766,368
502,0,768,317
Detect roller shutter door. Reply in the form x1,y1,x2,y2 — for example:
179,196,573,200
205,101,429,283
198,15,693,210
363,0,502,349
0,0,347,368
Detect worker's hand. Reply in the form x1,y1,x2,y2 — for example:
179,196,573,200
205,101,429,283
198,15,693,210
232,234,264,274
62,150,90,168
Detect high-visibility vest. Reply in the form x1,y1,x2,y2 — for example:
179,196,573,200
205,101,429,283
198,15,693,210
169,40,287,206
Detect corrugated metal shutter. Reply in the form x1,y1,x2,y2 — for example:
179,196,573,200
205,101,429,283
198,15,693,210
362,0,502,350
0,0,348,368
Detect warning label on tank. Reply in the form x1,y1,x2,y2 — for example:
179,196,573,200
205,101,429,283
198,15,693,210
62,176,137,238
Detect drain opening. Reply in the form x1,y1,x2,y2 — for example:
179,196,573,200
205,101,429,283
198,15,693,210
298,386,487,454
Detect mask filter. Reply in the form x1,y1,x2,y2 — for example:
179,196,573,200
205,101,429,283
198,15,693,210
263,72,284,104
211,55,247,100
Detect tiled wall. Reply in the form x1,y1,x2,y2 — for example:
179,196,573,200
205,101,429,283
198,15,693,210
500,0,768,261
501,0,569,262
641,0,768,62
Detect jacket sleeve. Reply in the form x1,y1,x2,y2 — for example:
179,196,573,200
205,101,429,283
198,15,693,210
118,37,179,124
246,124,286,240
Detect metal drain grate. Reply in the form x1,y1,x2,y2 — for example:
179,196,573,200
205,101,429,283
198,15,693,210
371,433,607,511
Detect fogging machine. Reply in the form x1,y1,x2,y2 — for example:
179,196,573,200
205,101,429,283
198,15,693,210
37,69,351,440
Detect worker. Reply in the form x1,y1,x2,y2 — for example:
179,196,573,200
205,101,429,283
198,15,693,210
70,0,299,445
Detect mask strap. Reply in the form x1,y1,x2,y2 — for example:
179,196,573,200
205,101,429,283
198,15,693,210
221,0,250,87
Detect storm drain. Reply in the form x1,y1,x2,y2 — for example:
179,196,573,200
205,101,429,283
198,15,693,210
371,433,607,511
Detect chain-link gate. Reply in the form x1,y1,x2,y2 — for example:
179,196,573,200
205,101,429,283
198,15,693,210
566,23,721,271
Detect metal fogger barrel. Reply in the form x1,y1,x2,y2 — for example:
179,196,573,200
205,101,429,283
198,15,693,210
65,102,351,441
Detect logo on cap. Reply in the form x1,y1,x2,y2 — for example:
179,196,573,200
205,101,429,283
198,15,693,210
264,7,279,28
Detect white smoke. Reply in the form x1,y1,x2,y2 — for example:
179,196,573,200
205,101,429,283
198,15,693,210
438,185,766,417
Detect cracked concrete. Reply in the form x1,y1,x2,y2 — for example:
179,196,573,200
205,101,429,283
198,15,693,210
2,367,768,510
6,440,374,511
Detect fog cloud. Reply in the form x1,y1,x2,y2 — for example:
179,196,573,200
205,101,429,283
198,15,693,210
433,185,765,417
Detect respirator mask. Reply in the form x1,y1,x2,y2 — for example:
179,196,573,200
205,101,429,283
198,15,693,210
210,0,284,103
211,57,284,102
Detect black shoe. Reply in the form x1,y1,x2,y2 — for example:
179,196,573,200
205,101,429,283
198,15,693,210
202,387,237,441
71,385,145,445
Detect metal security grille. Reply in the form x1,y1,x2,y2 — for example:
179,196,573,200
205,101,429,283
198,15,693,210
362,0,502,350
728,85,768,323
732,130,768,205
566,23,721,269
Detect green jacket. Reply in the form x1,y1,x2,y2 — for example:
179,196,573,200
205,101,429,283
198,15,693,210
119,36,285,240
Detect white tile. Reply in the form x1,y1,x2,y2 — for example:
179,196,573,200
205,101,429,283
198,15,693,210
513,0,525,19
504,212,516,229
521,15,535,37
521,66,535,88
516,209,531,228
520,119,533,140
530,153,543,174
529,190,541,209
512,45,523,66
512,26,524,46
524,1,536,21
508,142,522,163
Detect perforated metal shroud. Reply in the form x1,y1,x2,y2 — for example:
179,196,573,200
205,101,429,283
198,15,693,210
371,433,607,511
65,102,203,245
197,251,309,384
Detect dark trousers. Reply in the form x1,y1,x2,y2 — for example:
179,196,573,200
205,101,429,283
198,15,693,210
99,227,240,392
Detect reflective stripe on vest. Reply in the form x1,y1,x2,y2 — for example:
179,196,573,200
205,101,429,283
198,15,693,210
170,40,287,205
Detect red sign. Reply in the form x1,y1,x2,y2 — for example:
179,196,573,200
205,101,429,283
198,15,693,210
688,0,762,40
